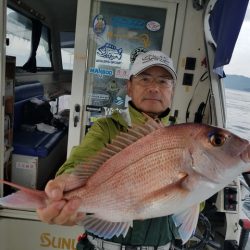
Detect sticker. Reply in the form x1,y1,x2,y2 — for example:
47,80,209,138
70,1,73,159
111,16,146,30
88,92,111,106
97,43,122,60
95,59,121,65
107,32,150,48
103,107,122,116
88,93,110,101
96,43,123,65
114,96,124,106
130,47,148,63
93,14,106,35
89,67,113,77
86,105,102,113
106,79,119,92
115,69,130,79
15,161,36,170
146,21,161,31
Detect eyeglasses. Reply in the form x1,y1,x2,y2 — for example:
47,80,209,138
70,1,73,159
133,74,174,88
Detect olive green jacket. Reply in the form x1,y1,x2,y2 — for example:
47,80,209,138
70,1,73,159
57,104,178,246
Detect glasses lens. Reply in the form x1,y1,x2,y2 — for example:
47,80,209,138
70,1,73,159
135,74,173,87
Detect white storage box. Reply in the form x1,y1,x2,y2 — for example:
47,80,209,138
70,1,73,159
11,134,67,190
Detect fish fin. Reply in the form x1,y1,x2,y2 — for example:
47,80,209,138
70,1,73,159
0,179,46,209
172,204,200,244
113,117,162,148
73,118,162,184
79,216,132,239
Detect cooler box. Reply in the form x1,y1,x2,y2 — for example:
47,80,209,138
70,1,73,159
11,134,67,190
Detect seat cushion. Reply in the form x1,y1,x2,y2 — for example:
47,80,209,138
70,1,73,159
13,129,66,158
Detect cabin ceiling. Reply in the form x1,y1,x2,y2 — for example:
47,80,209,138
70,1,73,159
8,0,78,31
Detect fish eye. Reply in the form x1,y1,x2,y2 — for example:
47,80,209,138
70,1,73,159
209,133,227,147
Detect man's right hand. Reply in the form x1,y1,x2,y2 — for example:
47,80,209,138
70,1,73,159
37,174,85,226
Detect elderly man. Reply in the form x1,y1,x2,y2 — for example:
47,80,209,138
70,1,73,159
37,50,180,249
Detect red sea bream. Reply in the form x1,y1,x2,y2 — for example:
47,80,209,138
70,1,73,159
0,119,250,243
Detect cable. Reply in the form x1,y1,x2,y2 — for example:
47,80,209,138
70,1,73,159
185,71,209,122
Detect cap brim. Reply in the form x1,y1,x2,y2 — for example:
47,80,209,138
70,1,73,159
131,63,177,81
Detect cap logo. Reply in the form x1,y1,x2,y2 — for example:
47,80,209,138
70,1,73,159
141,55,171,65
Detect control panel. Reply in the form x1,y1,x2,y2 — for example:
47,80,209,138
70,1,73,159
216,179,240,213
224,186,238,212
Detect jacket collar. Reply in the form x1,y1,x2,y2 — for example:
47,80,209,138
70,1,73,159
111,102,170,128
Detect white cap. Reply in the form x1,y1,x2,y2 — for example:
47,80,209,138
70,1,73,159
128,50,177,80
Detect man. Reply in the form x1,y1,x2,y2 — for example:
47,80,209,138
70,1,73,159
37,50,179,249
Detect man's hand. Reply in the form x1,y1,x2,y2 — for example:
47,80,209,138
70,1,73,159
37,174,85,226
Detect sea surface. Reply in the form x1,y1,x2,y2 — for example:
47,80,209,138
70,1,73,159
225,88,250,140
224,89,250,247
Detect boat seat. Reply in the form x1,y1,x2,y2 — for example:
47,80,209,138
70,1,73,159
13,81,67,158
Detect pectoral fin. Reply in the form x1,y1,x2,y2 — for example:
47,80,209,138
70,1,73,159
172,204,200,244
79,216,132,239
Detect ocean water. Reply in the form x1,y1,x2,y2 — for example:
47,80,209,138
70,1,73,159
225,89,250,248
225,88,250,140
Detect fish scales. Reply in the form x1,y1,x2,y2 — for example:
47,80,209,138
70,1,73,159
81,126,188,189
64,125,202,221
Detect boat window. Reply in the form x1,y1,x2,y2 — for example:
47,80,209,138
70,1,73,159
60,32,75,70
6,7,52,70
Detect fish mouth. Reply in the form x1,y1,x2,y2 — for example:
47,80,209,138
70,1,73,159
239,142,250,163
226,137,249,158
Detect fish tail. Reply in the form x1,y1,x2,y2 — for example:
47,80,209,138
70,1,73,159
0,179,47,209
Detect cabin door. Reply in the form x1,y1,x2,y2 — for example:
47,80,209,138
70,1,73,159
68,0,183,154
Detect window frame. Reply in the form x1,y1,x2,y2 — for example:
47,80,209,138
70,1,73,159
6,6,53,72
60,31,75,71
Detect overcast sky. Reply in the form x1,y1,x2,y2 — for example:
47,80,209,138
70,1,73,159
224,3,250,77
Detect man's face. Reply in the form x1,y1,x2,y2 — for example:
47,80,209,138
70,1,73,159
127,66,174,116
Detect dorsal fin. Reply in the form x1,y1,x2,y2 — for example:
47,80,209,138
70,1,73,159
72,116,163,185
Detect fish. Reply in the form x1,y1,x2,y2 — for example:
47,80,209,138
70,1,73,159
0,119,250,243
